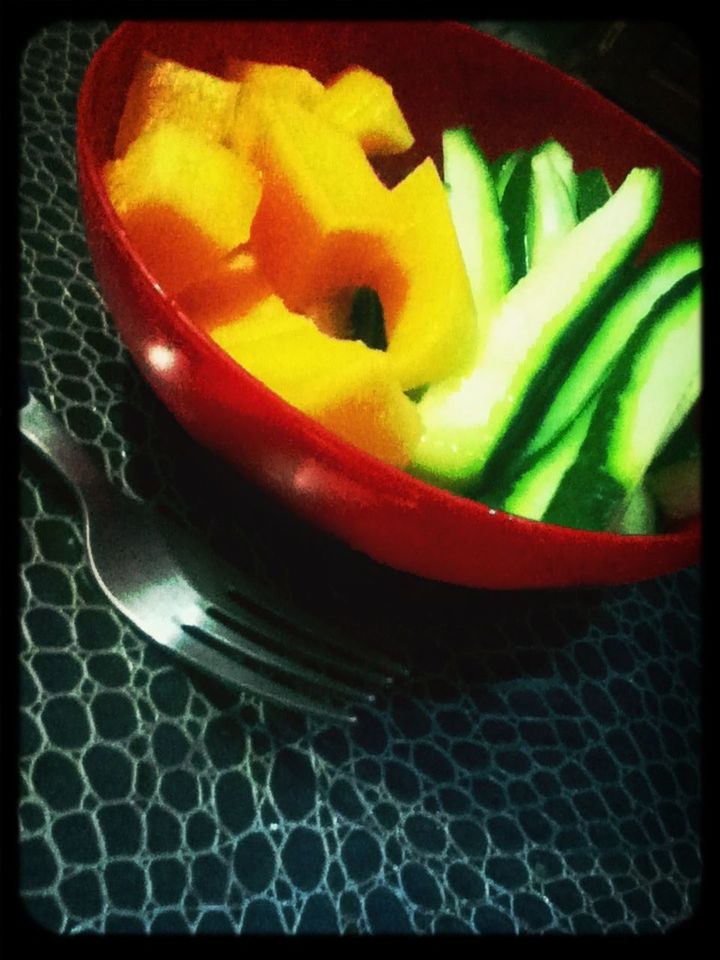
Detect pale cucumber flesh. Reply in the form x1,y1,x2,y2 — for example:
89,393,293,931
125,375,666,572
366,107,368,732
526,145,578,268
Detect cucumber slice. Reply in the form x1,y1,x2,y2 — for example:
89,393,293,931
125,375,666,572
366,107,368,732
541,140,578,209
525,239,702,460
499,150,533,284
526,141,578,268
411,166,663,492
577,168,612,220
499,140,579,283
543,272,702,532
648,405,700,469
611,484,658,535
442,128,511,329
489,395,598,521
492,149,526,202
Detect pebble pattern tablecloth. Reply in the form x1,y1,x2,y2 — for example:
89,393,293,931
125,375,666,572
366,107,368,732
18,20,702,935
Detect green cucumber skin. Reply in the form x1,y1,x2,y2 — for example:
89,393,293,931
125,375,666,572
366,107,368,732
485,394,599,521
500,141,578,283
492,149,526,202
499,151,533,284
577,168,612,220
471,264,633,498
412,166,663,492
523,239,702,463
543,272,702,532
443,128,511,325
648,405,700,471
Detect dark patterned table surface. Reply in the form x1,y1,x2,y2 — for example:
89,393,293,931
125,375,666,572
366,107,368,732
17,20,702,935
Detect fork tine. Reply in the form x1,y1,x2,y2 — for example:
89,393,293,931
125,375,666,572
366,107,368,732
164,519,407,684
221,586,409,682
21,393,394,724
187,608,378,704
208,596,395,690
171,630,360,723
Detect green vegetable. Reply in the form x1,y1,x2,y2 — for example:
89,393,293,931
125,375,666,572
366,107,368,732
498,140,579,284
524,239,702,460
576,168,612,220
543,272,702,531
410,166,663,494
487,395,598,522
526,140,578,268
442,127,511,330
498,150,533,283
491,148,526,201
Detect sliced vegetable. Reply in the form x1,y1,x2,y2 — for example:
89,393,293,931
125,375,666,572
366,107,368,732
498,150,533,283
491,148,526,202
411,166,663,492
542,140,577,206
526,140,578,268
104,123,262,294
524,239,702,460
223,58,325,108
113,53,240,157
316,65,415,155
442,127,511,333
382,158,478,390
496,140,579,284
174,252,272,331
209,294,421,467
486,396,598,522
576,168,612,220
234,93,476,389
648,405,700,469
233,88,394,307
107,52,702,528
543,272,702,531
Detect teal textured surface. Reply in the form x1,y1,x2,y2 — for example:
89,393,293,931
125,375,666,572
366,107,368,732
19,20,701,934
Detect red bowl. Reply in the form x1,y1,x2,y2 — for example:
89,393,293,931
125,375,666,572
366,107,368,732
76,19,701,590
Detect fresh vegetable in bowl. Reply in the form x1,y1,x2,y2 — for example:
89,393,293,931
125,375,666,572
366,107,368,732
412,128,702,537
101,43,702,538
77,20,701,588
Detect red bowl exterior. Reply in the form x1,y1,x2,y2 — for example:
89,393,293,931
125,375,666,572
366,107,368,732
76,20,701,589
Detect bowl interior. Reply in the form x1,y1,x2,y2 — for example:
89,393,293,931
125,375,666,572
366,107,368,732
76,20,701,589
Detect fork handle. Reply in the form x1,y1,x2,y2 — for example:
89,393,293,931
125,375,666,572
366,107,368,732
20,391,114,505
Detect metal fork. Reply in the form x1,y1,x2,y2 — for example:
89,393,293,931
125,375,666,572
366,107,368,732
20,392,406,723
